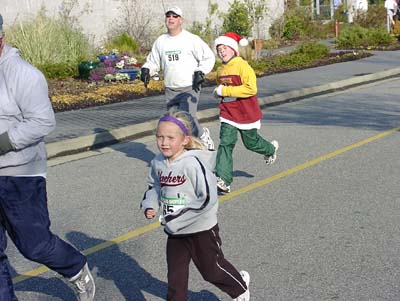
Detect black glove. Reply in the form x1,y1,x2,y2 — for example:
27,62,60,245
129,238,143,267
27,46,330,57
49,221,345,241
192,71,205,92
140,68,150,87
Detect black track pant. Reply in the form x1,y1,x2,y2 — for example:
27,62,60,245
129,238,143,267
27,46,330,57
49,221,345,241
166,224,247,301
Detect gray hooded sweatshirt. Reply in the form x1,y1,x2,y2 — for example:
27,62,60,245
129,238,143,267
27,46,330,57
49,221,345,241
0,44,55,175
141,149,218,236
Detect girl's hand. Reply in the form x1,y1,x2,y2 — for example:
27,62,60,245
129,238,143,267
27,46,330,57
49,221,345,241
145,208,156,219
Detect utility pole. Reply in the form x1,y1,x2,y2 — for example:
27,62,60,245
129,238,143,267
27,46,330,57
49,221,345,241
387,13,391,33
316,0,320,17
311,0,315,19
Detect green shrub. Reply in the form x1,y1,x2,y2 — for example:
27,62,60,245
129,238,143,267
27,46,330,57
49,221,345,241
105,32,139,55
247,41,330,72
7,8,95,78
369,29,396,45
273,52,314,67
391,21,400,38
248,59,272,71
282,7,313,40
263,39,280,50
332,4,386,29
221,0,252,36
272,43,328,68
268,17,285,40
37,63,78,79
283,16,304,40
270,6,328,41
332,4,348,23
353,5,386,29
188,1,219,47
336,25,396,48
292,42,330,59
189,21,215,48
106,0,164,51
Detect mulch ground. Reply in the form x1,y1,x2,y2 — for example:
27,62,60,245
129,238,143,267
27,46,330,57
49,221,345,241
48,50,373,113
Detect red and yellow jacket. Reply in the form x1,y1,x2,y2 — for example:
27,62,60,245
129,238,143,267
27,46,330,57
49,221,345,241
216,56,262,124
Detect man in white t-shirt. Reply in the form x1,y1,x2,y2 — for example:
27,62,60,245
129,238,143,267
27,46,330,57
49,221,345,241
141,6,216,150
385,0,398,26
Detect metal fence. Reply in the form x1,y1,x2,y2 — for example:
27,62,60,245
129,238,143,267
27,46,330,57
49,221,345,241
298,4,334,20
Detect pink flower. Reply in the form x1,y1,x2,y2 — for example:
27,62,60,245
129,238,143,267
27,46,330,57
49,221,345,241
104,58,115,66
105,66,115,74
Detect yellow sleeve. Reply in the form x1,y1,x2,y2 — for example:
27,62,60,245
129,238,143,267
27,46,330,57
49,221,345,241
222,60,257,98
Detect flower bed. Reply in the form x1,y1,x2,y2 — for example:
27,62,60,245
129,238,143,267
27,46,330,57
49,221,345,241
79,52,143,83
49,50,372,113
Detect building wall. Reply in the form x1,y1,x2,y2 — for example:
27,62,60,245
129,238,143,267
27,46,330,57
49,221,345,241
1,0,284,45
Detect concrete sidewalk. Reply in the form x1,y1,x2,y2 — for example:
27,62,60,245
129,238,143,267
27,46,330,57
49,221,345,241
46,49,400,159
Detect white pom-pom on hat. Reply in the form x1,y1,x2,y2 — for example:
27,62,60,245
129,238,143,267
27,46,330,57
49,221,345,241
239,38,249,47
215,32,248,55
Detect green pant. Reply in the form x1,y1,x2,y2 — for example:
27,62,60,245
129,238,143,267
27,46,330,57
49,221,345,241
215,122,276,185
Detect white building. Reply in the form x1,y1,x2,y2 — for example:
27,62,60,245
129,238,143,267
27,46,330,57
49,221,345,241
1,0,285,46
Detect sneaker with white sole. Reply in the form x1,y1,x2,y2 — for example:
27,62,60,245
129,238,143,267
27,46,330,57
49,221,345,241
264,140,279,165
216,177,231,193
69,263,95,301
233,270,250,301
200,127,215,151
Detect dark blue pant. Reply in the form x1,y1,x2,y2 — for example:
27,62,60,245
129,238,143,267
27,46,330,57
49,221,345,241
0,176,86,300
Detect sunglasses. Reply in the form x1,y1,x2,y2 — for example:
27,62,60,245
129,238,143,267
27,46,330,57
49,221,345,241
165,14,180,18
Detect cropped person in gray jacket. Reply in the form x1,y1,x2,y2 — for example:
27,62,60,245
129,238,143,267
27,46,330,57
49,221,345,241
0,14,95,301
141,110,250,301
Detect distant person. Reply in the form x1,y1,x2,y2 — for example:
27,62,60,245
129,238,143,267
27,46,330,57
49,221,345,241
385,0,398,26
213,32,279,194
0,14,95,301
356,0,368,11
140,6,216,150
141,110,250,301
334,0,342,9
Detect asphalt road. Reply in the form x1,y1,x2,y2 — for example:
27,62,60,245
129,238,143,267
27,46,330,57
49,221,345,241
9,78,400,300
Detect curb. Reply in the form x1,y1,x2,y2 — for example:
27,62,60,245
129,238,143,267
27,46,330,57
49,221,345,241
46,67,400,159
258,66,400,108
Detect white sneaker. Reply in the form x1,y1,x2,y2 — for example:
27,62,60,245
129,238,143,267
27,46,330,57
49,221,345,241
200,127,215,151
216,177,231,193
264,140,279,165
233,270,250,301
69,263,96,301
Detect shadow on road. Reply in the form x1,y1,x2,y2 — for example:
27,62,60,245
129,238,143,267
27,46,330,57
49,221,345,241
117,141,156,166
233,170,254,179
65,231,220,301
91,128,156,166
12,264,76,300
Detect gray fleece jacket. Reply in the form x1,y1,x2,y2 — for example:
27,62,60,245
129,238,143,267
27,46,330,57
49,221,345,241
141,149,218,236
0,44,55,175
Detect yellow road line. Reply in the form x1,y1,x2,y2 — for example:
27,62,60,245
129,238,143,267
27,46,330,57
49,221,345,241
219,127,399,202
12,222,160,284
13,127,399,284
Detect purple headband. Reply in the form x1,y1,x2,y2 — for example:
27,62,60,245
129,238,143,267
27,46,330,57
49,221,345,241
159,115,189,136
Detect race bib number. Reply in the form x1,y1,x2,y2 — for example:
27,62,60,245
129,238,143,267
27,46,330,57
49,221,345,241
165,50,181,62
160,192,186,217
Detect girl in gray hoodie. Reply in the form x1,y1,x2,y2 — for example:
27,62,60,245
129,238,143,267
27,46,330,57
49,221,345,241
141,110,250,301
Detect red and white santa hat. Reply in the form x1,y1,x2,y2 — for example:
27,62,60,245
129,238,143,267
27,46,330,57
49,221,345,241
214,32,249,55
